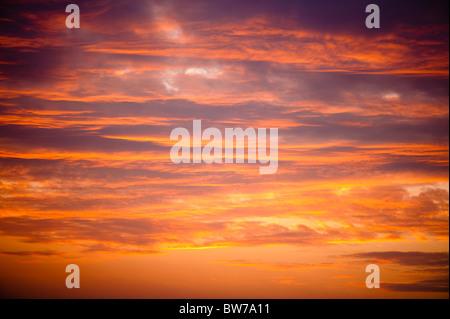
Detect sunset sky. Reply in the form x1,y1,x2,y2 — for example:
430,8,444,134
0,0,448,298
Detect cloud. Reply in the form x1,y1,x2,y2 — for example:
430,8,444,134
344,251,449,268
0,216,160,245
0,250,62,257
216,259,334,270
383,278,449,293
0,124,166,153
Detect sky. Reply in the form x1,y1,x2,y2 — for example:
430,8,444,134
0,0,448,298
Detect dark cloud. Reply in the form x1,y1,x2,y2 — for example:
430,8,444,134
0,157,173,183
0,250,62,257
285,114,449,145
0,215,323,248
0,216,160,245
383,278,449,293
80,243,160,255
174,0,449,35
0,124,166,153
345,251,449,268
